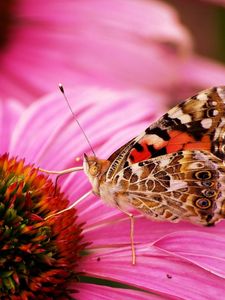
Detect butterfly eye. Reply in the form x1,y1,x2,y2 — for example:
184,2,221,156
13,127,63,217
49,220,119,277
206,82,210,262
89,163,100,176
195,170,212,180
195,198,212,209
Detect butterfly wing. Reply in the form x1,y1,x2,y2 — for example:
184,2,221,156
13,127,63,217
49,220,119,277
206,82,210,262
106,86,225,180
112,150,225,226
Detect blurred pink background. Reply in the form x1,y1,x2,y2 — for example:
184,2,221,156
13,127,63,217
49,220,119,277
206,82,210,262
1,0,225,106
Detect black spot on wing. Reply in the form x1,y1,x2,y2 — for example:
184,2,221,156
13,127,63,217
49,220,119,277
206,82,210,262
161,113,209,141
186,120,208,140
124,161,129,168
145,127,170,141
160,113,187,131
147,145,167,158
191,95,197,100
133,143,144,152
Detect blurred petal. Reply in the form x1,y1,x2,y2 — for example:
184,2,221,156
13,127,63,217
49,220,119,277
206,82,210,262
79,244,225,299
0,0,191,103
182,55,225,89
165,55,225,105
0,99,24,153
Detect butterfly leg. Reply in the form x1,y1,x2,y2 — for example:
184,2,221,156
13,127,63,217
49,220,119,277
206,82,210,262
45,190,92,220
39,166,84,195
116,206,135,265
39,166,83,175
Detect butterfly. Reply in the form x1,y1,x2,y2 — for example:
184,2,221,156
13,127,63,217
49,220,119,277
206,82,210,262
42,86,225,264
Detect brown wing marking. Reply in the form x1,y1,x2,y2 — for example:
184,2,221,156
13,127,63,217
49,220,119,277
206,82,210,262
114,150,225,226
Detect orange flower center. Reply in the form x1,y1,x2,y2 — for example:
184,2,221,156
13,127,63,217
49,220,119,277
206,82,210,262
0,154,86,299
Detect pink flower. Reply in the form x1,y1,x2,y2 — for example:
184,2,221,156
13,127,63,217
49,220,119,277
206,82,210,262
0,0,191,104
2,87,225,299
2,0,225,107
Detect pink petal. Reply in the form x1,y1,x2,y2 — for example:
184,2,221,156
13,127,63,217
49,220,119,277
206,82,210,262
0,99,24,153
181,55,225,91
82,211,225,248
79,244,225,299
154,230,225,278
75,283,170,300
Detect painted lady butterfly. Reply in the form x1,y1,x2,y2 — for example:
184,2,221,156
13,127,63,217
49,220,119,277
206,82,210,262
44,86,225,264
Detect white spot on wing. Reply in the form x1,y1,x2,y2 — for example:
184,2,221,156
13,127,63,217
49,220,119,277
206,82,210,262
169,108,183,118
218,117,225,128
160,158,171,168
197,93,208,101
217,87,225,100
145,134,164,145
168,180,187,191
168,106,179,115
169,108,192,124
201,118,212,129
179,114,192,124
131,164,143,177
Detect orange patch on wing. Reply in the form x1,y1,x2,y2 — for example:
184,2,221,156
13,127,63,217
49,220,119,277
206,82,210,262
184,135,211,151
130,131,211,164
166,144,183,153
166,130,195,153
168,131,196,144
166,130,211,153
130,143,151,163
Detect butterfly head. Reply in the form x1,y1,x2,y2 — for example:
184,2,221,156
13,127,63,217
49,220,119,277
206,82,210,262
83,154,110,195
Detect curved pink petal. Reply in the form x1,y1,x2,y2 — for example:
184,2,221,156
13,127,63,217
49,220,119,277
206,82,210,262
75,283,171,300
79,244,225,300
82,211,225,248
154,230,225,278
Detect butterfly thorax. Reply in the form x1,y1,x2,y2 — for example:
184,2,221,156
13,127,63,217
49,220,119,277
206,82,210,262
84,154,133,209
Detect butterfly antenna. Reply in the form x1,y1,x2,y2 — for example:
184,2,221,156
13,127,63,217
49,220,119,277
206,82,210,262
59,83,96,157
